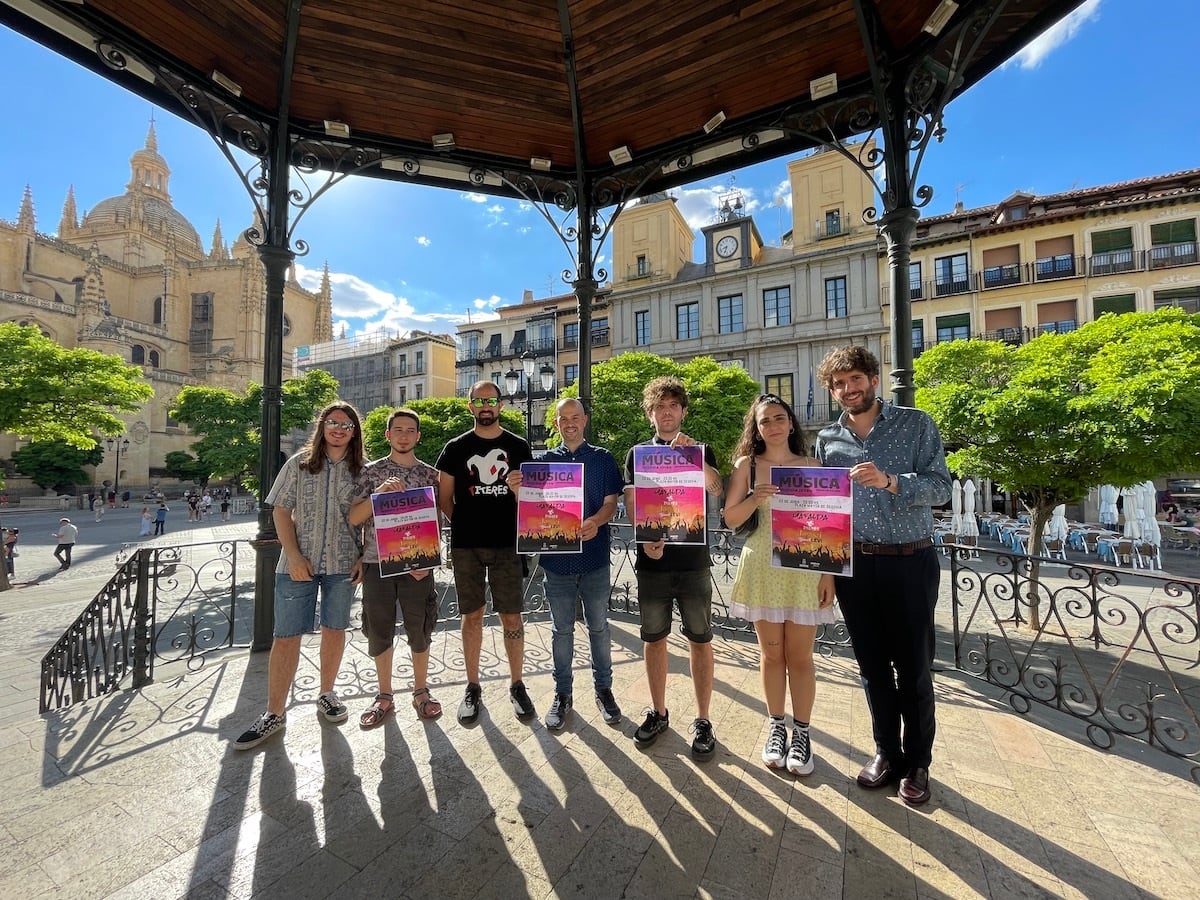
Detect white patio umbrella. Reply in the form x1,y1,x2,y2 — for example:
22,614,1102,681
1045,504,1069,541
1138,480,1161,546
1121,486,1142,540
961,479,980,536
949,479,963,536
1098,484,1119,529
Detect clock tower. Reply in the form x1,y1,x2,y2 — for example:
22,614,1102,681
702,191,762,272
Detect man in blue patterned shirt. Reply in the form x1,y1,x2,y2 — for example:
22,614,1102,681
514,398,624,731
815,346,951,806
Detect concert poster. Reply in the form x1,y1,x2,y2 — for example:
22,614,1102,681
768,466,853,576
516,462,585,554
631,444,707,545
371,486,442,576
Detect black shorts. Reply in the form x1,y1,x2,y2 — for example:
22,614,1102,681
636,568,713,643
360,563,438,655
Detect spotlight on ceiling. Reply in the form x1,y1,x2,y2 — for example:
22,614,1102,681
530,157,552,172
703,111,727,134
210,69,242,97
323,120,351,138
431,133,456,151
922,0,959,37
809,72,838,100
608,145,633,166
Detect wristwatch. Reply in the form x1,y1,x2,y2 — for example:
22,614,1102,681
886,473,896,491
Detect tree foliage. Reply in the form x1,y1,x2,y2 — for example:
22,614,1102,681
163,451,212,487
11,441,104,491
360,398,525,462
169,369,339,493
0,324,153,450
915,309,1200,622
552,352,761,473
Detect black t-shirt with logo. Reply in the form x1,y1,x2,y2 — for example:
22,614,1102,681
436,429,532,549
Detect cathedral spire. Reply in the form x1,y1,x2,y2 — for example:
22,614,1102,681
314,261,333,342
127,117,171,201
17,184,35,233
59,185,77,237
146,115,158,153
209,219,229,259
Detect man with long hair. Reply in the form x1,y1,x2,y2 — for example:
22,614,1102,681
815,346,950,805
234,401,366,750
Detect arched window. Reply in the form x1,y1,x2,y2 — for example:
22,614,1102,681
153,296,164,324
282,314,292,337
148,350,160,368
131,345,145,364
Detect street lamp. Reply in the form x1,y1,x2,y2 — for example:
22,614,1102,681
106,435,130,500
504,350,555,446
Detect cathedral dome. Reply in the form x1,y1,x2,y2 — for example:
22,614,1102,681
77,121,205,258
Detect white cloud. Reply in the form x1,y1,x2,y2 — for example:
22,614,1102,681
416,235,431,247
487,204,504,214
473,294,504,311
1008,0,1100,70
462,192,488,203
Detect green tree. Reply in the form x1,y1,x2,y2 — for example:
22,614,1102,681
169,369,339,494
552,352,761,473
0,324,153,449
163,451,212,487
11,441,104,492
361,399,525,462
0,324,151,591
915,308,1200,626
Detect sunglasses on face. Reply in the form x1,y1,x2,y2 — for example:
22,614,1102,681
469,397,501,408
324,420,356,432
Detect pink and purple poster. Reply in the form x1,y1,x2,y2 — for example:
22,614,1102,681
371,486,442,576
768,467,853,575
632,445,707,545
516,462,584,553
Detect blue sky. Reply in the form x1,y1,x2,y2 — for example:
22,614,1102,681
1,0,1196,340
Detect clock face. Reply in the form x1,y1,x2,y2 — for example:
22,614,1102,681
716,235,739,259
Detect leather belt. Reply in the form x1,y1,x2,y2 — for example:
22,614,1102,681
854,538,933,556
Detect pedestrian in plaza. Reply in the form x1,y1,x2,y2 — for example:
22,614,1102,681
121,489,131,508
139,507,153,536
814,346,951,806
52,517,78,570
724,393,836,775
348,408,444,728
4,527,18,577
234,401,365,750
94,500,104,523
220,496,231,522
512,397,624,731
623,376,724,760
153,502,168,535
187,492,200,522
436,380,534,723
108,490,116,509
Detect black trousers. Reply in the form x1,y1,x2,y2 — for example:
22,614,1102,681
54,543,73,567
834,546,940,768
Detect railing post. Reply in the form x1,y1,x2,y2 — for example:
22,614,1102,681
950,547,961,668
132,547,153,688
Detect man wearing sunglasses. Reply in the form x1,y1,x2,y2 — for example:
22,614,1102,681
436,381,534,723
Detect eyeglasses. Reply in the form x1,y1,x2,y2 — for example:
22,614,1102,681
469,397,501,408
324,420,356,432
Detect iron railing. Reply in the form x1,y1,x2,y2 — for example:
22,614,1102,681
948,544,1200,783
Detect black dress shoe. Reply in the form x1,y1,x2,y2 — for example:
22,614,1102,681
856,753,896,789
898,767,931,806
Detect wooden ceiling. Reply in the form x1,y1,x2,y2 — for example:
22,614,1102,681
1,1,1083,202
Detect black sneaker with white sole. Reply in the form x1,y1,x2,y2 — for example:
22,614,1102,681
633,708,669,747
544,693,572,731
690,717,717,760
595,688,622,725
510,680,536,719
458,682,482,723
233,711,286,750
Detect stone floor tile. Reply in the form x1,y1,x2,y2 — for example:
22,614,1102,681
843,858,918,899
767,848,843,899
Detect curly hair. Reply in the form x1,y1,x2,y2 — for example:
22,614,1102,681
816,345,879,389
641,376,688,414
732,394,806,464
300,401,365,476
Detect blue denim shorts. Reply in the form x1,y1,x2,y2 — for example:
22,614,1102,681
273,573,355,637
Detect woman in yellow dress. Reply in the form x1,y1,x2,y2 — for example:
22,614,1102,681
725,394,836,775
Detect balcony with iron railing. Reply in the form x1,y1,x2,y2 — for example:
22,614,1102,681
981,263,1023,289
456,337,557,366
1149,240,1198,270
1034,253,1079,281
590,327,610,347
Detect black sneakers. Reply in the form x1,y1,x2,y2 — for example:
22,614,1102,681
233,711,286,750
633,708,669,747
458,682,482,723
545,693,572,731
690,718,717,760
510,680,536,719
315,691,348,723
787,725,814,776
595,688,622,725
